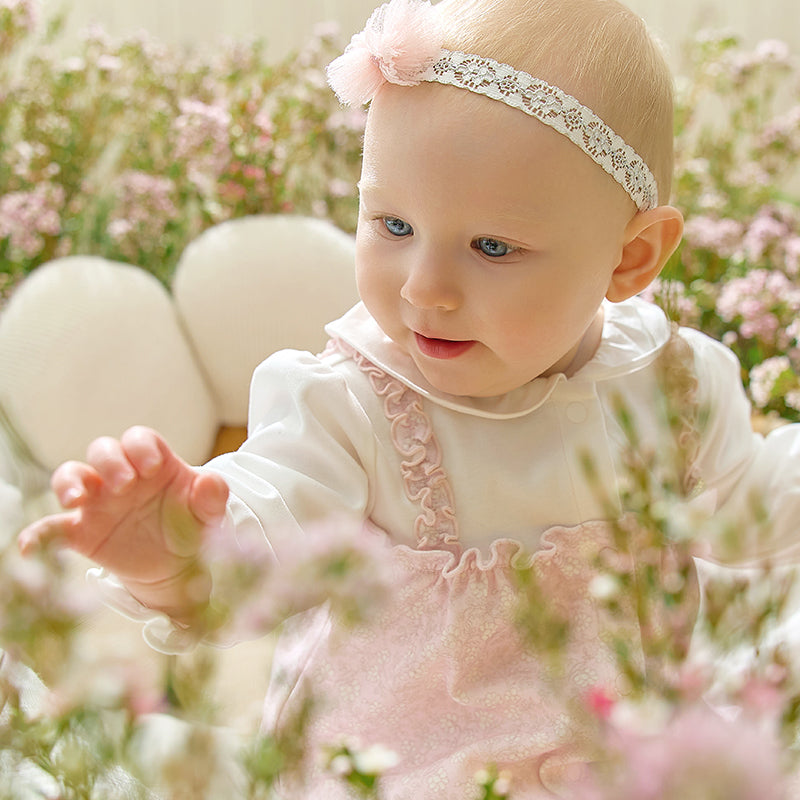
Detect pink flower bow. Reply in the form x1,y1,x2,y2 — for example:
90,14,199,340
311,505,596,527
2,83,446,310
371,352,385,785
326,0,444,106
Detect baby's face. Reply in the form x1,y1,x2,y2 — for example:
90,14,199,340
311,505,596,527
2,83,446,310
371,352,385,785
355,83,636,398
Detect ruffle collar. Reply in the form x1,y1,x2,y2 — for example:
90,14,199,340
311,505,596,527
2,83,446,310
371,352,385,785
324,296,671,419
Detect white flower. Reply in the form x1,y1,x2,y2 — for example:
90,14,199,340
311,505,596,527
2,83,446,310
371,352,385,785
589,573,620,601
610,695,672,736
328,754,353,776
352,743,400,774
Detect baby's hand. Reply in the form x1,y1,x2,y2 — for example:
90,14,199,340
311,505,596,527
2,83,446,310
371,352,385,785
18,426,229,623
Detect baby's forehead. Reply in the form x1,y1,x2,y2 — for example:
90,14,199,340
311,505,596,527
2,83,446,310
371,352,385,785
364,82,598,172
360,84,633,223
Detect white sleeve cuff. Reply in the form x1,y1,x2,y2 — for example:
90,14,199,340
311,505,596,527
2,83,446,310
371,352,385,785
86,567,202,655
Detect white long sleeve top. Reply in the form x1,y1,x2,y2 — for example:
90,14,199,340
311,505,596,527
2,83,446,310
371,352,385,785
94,296,800,652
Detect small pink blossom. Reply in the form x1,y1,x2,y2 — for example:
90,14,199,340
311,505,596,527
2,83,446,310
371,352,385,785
784,236,800,276
716,270,800,347
754,39,792,65
785,389,800,412
0,183,64,258
173,98,232,193
739,676,785,720
586,686,616,720
252,110,274,138
742,211,789,263
758,105,800,155
201,517,394,639
328,178,353,198
0,0,38,42
580,704,787,799
107,170,179,258
96,53,122,72
683,215,744,257
748,356,792,408
313,21,341,41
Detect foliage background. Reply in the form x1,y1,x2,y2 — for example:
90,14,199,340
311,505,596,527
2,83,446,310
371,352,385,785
2,2,800,421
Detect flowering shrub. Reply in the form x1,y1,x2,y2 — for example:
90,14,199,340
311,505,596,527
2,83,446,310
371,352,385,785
644,30,800,421
2,2,800,417
0,0,364,300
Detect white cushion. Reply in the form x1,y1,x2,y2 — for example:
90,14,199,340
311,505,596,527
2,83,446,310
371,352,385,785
0,256,218,469
173,215,358,426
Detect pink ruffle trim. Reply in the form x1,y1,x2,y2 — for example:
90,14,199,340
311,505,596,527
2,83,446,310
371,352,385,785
328,337,460,550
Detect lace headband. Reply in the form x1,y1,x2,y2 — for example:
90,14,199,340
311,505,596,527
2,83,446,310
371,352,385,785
326,0,659,211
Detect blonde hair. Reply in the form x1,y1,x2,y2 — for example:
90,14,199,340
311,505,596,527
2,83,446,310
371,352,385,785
436,0,675,203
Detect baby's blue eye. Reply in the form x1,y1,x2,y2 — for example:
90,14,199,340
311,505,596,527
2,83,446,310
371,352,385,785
475,237,512,257
383,217,413,237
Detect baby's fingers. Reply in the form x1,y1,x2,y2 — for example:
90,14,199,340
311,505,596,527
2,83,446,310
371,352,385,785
119,426,167,479
51,461,102,509
86,436,137,494
189,471,229,526
18,511,76,556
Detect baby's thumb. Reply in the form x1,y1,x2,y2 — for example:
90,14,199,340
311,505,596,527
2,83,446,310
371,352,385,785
189,472,230,526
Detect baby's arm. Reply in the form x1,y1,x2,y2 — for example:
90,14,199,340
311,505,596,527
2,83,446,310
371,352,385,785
686,329,800,562
18,426,229,624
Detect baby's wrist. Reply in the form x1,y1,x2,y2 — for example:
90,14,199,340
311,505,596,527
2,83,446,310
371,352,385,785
122,561,212,627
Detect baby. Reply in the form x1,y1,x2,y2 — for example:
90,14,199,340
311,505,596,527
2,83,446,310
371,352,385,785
19,0,800,796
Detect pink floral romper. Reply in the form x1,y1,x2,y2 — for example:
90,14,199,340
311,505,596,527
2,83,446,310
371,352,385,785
268,337,698,800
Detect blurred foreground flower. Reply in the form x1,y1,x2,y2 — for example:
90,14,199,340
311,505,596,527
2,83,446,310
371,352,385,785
324,739,399,798
579,702,788,800
201,517,394,640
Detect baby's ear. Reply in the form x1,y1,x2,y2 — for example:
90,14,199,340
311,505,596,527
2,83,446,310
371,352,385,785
606,206,684,302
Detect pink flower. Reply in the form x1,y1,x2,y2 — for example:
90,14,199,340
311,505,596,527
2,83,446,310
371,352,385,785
172,98,232,193
748,356,792,408
683,215,744,258
784,236,800,276
326,0,444,106
0,183,64,258
742,212,789,263
587,686,616,720
739,675,785,720
0,0,38,41
754,39,791,65
758,105,800,154
581,704,787,799
716,270,800,347
107,170,179,257
328,178,353,198
201,517,394,639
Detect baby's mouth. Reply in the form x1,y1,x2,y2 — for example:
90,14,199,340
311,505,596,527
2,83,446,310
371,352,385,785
414,333,476,360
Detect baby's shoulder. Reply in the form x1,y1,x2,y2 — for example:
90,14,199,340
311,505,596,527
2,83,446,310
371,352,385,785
249,343,386,419
673,326,749,417
676,325,741,375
